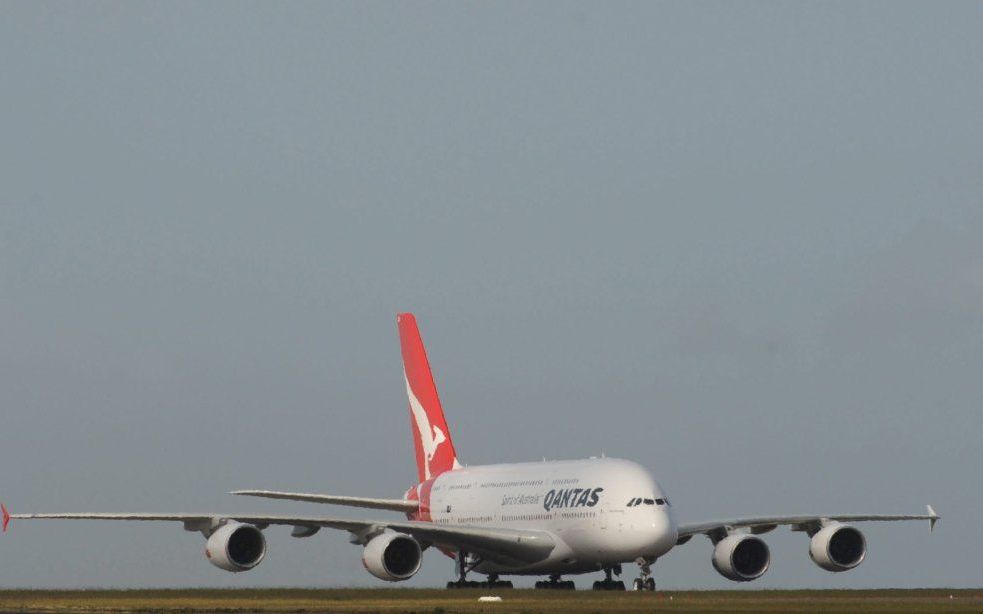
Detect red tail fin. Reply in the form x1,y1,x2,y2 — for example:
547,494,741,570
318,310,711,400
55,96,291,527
2,503,9,533
397,313,459,482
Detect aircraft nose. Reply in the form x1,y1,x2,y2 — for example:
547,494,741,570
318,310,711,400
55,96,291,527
650,509,678,554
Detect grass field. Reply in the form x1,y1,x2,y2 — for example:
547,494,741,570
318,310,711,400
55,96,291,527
0,588,979,613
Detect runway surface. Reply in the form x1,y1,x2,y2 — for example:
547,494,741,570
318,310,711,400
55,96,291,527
0,588,979,613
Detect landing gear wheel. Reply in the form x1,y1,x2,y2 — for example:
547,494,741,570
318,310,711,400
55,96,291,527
484,575,513,589
447,551,485,590
631,577,656,591
633,557,657,591
593,566,625,590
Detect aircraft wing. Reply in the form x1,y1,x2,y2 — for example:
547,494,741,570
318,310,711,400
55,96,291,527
229,490,419,513
675,505,939,544
3,510,556,566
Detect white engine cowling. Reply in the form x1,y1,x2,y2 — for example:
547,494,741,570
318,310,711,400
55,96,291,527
712,534,771,582
361,531,422,581
809,523,866,571
205,522,267,572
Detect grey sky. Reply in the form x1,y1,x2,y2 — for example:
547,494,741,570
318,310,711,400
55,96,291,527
1,1,980,589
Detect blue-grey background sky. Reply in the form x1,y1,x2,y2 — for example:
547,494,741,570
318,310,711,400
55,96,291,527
1,1,980,589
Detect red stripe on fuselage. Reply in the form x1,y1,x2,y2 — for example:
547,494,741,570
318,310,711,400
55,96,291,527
404,479,454,559
404,479,434,522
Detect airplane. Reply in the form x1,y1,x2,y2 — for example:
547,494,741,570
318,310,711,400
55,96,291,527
1,313,939,591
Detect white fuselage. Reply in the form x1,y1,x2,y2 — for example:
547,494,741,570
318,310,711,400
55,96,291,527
422,457,678,575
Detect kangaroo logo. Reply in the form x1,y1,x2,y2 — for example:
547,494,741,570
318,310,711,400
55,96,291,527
405,373,446,479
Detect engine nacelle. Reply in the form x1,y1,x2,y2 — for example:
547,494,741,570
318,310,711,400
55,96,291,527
205,522,266,572
361,531,422,581
809,523,866,571
712,534,770,582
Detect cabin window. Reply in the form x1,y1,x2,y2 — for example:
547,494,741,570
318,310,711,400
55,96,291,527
654,498,665,505
643,498,655,505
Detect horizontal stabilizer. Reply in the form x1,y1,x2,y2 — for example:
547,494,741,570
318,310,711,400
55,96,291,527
229,490,418,513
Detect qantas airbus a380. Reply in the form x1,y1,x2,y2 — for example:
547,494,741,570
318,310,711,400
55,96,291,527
2,314,938,590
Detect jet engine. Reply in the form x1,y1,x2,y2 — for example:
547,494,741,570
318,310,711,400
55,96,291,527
711,534,770,582
205,521,266,572
809,523,866,571
361,531,423,581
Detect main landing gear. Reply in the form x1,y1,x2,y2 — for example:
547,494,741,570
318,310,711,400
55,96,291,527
592,565,626,591
483,574,514,589
630,558,657,592
446,552,513,589
534,574,575,590
447,577,514,589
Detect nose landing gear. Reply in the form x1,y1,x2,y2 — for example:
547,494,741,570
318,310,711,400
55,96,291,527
630,557,657,591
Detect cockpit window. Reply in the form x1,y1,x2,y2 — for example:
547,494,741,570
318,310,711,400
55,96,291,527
629,497,668,507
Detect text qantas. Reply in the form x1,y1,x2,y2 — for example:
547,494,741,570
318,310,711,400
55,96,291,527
543,487,604,511
498,488,605,510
